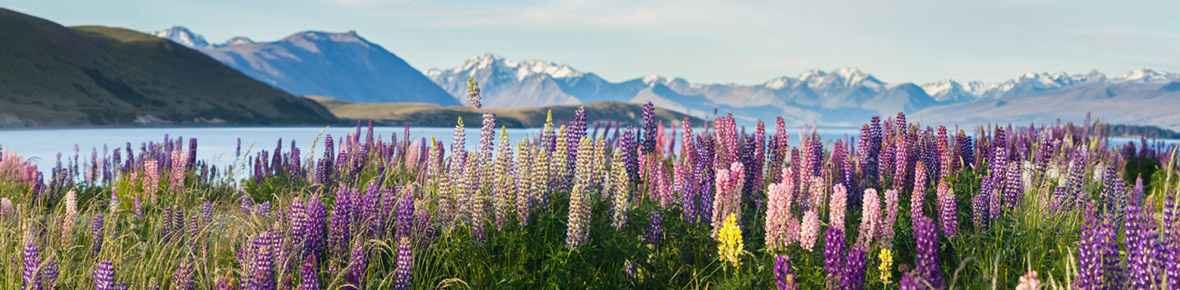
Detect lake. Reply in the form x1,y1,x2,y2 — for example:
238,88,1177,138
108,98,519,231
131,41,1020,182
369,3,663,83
1,126,1171,178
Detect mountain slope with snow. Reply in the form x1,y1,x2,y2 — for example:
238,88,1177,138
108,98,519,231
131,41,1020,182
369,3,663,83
153,27,457,105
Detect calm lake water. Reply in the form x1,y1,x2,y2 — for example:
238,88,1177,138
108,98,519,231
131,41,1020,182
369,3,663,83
0,126,1170,178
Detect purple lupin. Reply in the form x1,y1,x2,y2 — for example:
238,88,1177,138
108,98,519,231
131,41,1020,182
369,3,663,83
297,254,318,290
345,244,366,289
645,210,663,245
92,214,105,258
823,226,846,288
93,260,116,290
22,242,39,289
913,215,944,289
774,254,797,290
395,237,414,290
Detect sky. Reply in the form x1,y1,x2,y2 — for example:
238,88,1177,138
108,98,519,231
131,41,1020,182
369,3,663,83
5,0,1180,85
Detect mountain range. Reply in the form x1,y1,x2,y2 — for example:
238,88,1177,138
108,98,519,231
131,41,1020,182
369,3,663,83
427,53,1180,129
152,26,455,104
155,26,1180,130
0,9,336,127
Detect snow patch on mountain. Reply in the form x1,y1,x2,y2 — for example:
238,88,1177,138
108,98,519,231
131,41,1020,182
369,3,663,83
150,26,209,49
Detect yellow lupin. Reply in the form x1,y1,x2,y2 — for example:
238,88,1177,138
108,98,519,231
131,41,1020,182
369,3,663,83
716,213,744,268
878,248,893,285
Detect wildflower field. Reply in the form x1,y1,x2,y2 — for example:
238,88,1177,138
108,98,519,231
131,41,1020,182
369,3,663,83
2,83,1178,289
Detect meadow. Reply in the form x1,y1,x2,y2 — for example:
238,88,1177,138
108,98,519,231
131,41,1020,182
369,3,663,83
1,82,1178,289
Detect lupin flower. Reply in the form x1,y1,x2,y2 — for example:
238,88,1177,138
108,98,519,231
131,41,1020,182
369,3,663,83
174,262,195,290
23,242,39,289
62,190,79,246
108,192,119,214
1,198,12,218
247,231,276,290
830,184,847,232
452,116,466,156
93,260,116,290
134,197,143,219
493,127,515,230
894,132,909,192
765,181,795,251
1075,212,1105,290
43,257,58,290
304,195,327,257
395,237,414,290
329,190,353,265
716,213,743,269
1095,211,1123,287
1004,162,1023,211
972,191,989,231
645,211,663,245
898,269,922,290
988,176,1003,221
824,226,846,288
346,244,366,289
467,77,481,109
712,162,744,237
1124,199,1157,289
855,188,880,250
567,107,588,173
610,147,630,230
878,248,894,285
621,128,639,182
912,215,944,289
1015,271,1041,290
956,129,974,171
879,189,899,249
397,188,415,240
92,214,105,258
171,149,186,191
799,209,820,251
298,255,318,290
774,254,797,290
937,181,958,238
843,248,867,290
257,201,271,218
1164,196,1180,290
910,162,927,219
566,184,591,250
641,102,656,154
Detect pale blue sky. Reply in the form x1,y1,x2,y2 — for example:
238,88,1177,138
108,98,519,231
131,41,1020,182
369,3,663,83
6,0,1179,84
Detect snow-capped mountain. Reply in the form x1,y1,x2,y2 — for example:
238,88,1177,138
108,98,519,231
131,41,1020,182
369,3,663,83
430,53,1180,128
151,26,210,49
428,54,936,125
151,27,456,105
920,69,1177,102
